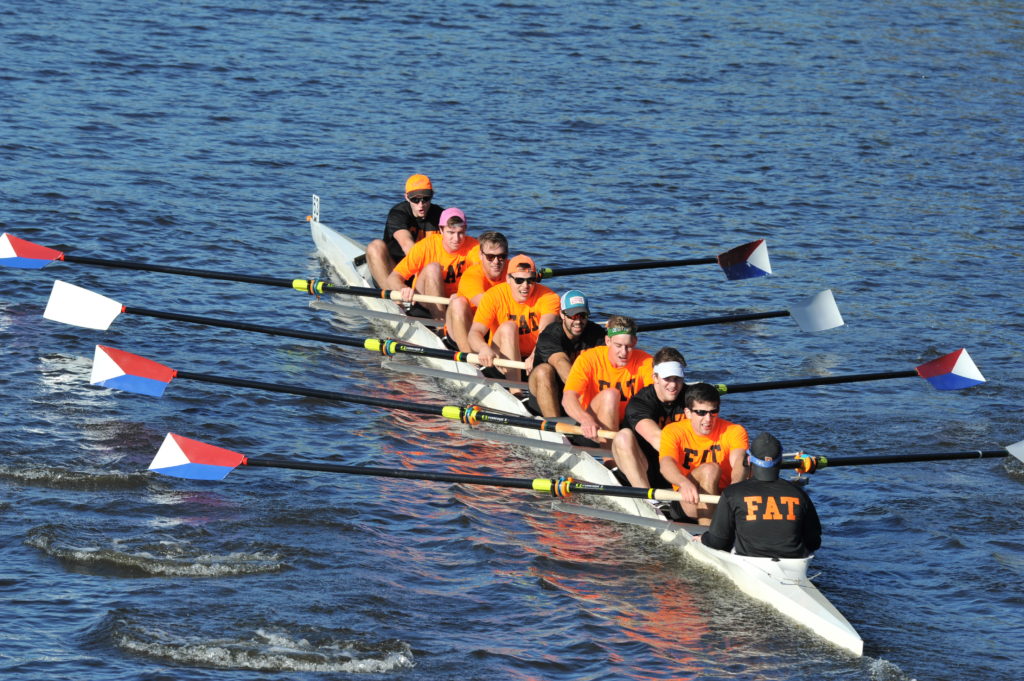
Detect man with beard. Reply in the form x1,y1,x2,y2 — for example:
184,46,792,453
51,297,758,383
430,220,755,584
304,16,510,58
385,207,479,320
698,432,821,558
366,174,445,288
561,315,653,443
610,346,687,490
468,254,560,385
526,289,605,417
659,382,750,525
444,231,509,352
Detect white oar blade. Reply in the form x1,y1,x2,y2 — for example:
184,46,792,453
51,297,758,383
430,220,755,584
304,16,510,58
788,289,845,332
1005,440,1024,464
44,280,123,331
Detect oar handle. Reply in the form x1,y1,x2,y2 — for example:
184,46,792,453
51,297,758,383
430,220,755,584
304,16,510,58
552,422,619,441
464,354,527,371
386,291,451,306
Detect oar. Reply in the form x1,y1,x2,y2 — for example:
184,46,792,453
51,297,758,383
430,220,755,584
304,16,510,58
715,348,985,394
43,280,526,370
148,432,720,503
89,345,617,439
786,441,1024,472
537,238,771,281
0,232,449,306
637,289,844,333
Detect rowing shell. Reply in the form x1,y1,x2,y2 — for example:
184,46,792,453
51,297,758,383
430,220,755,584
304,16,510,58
306,195,863,657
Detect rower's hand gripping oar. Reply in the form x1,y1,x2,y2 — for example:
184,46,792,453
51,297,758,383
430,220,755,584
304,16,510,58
42,280,526,370
89,345,616,439
637,289,844,334
536,239,772,281
0,233,450,306
148,432,720,504
715,348,986,394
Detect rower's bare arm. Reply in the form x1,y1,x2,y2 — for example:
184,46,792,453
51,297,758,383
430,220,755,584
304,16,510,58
537,312,558,333
634,418,663,453
392,228,416,254
562,389,599,438
384,269,407,294
728,447,748,484
547,352,573,382
468,322,496,364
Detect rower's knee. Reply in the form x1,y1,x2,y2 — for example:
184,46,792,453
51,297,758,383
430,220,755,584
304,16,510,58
493,320,518,343
420,262,442,281
366,239,388,260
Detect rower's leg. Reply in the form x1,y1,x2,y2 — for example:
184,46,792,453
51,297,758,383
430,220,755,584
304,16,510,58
365,239,396,289
492,321,523,383
611,428,650,488
415,262,447,319
590,387,622,436
527,362,561,417
445,295,474,351
685,463,721,526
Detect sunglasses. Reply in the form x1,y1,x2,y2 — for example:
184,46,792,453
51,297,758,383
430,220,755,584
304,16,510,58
408,195,433,204
483,252,508,262
689,408,719,416
564,311,588,320
510,275,537,285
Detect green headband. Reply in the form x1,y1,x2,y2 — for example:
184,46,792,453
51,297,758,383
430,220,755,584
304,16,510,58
606,327,635,337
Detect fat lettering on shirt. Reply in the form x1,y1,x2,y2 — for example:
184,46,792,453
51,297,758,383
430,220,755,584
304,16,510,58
444,260,469,284
742,495,801,521
681,444,722,469
597,378,639,403
505,312,541,336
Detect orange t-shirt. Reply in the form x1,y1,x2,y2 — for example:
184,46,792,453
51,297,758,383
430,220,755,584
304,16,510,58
393,233,480,297
472,282,560,356
563,346,654,420
457,263,505,307
659,418,750,490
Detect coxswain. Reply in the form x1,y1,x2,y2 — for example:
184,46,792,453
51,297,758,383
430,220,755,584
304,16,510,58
468,254,560,385
445,231,509,352
698,432,822,558
366,174,444,288
526,289,604,417
659,382,749,525
610,346,687,489
385,207,479,320
561,315,653,443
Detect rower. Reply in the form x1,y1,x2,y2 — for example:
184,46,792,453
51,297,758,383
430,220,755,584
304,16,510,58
445,231,509,352
659,382,749,525
468,254,560,385
561,315,653,443
385,207,479,320
366,174,444,288
610,347,687,489
698,432,822,558
526,289,605,417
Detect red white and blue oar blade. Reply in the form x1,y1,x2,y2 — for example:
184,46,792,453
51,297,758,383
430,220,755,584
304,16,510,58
149,433,245,480
1006,440,1024,464
0,233,63,269
916,348,985,390
717,239,771,280
44,280,124,331
90,345,176,397
788,289,845,332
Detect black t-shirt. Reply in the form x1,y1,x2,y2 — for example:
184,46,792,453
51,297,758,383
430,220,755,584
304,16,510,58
533,320,605,367
383,201,444,262
700,478,822,558
622,384,686,487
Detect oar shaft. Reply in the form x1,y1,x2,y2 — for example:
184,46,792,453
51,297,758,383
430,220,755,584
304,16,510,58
637,309,790,333
719,369,918,394
63,254,295,287
540,256,716,278
790,450,1008,469
365,338,527,370
242,458,716,503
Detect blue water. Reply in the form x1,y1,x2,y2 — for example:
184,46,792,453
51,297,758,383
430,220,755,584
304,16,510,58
1,1,1022,679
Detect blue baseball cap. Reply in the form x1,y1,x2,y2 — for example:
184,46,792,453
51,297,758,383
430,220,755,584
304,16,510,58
560,290,589,316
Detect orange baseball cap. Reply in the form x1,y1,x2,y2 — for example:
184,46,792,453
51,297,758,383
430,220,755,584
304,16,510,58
508,254,536,274
405,174,433,197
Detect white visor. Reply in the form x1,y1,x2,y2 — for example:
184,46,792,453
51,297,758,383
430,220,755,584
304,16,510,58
653,361,685,379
